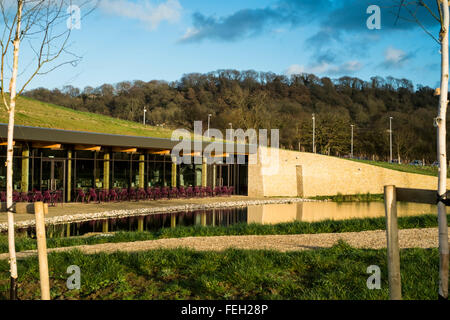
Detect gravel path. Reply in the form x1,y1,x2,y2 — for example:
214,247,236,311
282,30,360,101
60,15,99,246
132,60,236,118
1,227,447,260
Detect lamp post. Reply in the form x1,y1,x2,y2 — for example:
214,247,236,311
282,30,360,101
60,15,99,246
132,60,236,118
312,113,316,153
143,107,147,126
351,124,354,158
207,114,212,138
389,117,393,163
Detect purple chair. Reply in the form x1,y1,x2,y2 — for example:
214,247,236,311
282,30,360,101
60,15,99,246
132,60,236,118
119,188,128,201
43,190,53,206
145,187,153,200
153,187,162,200
178,186,187,198
76,189,86,203
20,192,31,202
98,189,109,202
53,190,63,204
109,189,118,202
87,188,98,203
12,191,21,203
33,191,44,202
169,187,178,199
186,186,194,198
0,191,6,202
223,186,233,197
129,188,138,201
194,186,202,197
137,188,147,201
161,187,169,199
204,186,213,197
213,186,222,196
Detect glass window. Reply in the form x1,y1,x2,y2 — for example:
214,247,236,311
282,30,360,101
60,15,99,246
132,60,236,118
94,156,104,188
75,159,94,190
112,157,130,189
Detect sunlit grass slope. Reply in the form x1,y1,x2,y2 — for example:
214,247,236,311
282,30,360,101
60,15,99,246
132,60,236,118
0,96,174,138
348,158,446,177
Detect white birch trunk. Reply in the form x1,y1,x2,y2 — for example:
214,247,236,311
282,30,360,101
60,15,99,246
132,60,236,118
437,0,449,300
6,0,23,299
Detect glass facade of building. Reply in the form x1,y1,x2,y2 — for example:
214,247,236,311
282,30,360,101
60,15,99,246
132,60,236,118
0,145,248,201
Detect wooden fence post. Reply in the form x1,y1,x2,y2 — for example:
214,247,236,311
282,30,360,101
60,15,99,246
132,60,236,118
384,185,402,300
34,201,50,300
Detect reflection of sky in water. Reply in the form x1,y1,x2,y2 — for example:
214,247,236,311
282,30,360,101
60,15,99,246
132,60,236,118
18,202,437,238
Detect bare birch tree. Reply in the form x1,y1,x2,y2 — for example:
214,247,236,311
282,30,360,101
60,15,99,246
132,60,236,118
0,0,95,299
394,0,449,299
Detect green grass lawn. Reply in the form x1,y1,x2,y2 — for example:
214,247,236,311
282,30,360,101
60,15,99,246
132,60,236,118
0,96,175,138
0,213,444,254
348,158,446,177
0,243,443,300
310,193,384,202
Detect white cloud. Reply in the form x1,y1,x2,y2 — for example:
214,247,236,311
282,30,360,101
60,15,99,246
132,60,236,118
286,64,305,76
286,60,362,76
382,47,412,68
385,47,406,64
99,0,182,30
180,27,200,41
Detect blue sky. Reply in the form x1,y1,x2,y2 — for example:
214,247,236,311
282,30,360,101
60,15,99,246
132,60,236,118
20,0,444,90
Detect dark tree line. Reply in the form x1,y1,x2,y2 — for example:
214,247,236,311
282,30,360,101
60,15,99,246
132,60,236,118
24,70,445,163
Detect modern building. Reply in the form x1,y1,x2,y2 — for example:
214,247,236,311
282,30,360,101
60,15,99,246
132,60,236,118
0,124,251,202
2,124,446,203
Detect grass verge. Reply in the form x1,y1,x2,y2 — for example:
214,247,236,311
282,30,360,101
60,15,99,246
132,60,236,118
309,192,384,202
0,242,444,300
0,213,445,254
348,158,446,177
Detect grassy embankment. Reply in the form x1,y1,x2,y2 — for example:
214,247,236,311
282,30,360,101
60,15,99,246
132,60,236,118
310,192,384,202
0,96,174,138
0,243,443,300
0,213,445,254
348,158,448,177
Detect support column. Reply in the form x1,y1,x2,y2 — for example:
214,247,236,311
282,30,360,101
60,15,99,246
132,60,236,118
21,146,29,192
171,213,176,228
138,217,144,232
103,153,110,190
201,212,206,226
171,157,177,187
67,150,72,202
139,154,145,188
102,220,109,233
212,164,217,187
201,157,207,187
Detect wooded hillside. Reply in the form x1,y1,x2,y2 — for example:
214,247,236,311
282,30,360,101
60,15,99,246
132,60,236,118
24,70,442,162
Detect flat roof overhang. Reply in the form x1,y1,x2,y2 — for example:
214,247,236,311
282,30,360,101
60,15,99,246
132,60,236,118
0,124,256,155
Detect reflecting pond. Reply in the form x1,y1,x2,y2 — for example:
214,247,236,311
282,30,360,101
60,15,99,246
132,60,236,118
18,201,437,238
248,201,437,224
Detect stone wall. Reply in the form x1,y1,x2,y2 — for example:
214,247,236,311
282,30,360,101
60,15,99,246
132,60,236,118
248,147,449,197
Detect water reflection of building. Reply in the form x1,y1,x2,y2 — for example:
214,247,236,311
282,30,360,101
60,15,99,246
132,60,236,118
247,204,302,224
247,202,437,224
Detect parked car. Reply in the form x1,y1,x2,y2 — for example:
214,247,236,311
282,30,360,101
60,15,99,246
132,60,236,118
409,160,423,166
431,161,439,167
390,159,400,164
